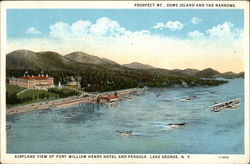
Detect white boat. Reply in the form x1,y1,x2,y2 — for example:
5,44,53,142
208,98,240,112
116,130,133,136
176,96,196,102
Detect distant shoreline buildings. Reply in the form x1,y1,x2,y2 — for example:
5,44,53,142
10,73,54,89
66,76,80,88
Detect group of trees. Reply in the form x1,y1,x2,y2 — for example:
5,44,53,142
6,92,22,105
79,71,227,92
6,69,227,95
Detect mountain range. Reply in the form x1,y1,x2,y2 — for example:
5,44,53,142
6,50,243,79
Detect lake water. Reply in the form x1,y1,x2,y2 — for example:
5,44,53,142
7,78,244,154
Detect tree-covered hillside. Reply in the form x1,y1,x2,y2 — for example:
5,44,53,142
6,50,229,93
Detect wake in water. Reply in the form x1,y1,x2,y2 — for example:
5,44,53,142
116,130,149,137
165,123,186,130
151,121,187,130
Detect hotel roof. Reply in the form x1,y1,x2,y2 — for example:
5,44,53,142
99,95,118,100
19,76,53,80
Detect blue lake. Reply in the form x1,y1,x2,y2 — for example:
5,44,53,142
7,78,244,154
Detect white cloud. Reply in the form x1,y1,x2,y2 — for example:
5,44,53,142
49,17,128,39
72,20,92,36
90,17,127,37
26,27,41,35
166,21,184,31
8,18,244,73
49,22,71,39
207,21,242,39
153,21,184,31
188,30,204,38
187,22,243,41
191,17,202,24
153,23,165,30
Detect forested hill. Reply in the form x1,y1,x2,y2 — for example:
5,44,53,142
6,50,240,92
65,51,119,65
123,62,155,69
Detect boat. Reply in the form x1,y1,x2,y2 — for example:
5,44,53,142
156,94,161,97
167,123,186,126
128,95,137,99
116,130,133,136
108,99,117,104
177,96,195,102
208,98,240,112
6,125,13,131
64,114,72,118
165,122,186,129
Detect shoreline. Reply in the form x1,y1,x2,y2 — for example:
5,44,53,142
6,78,234,116
6,88,144,116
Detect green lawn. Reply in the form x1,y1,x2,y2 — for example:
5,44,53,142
6,84,25,94
48,87,80,97
6,84,81,105
17,89,58,99
6,85,61,105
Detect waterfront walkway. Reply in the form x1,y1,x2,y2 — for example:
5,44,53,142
6,88,145,115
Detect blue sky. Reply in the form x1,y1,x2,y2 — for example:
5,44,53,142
7,9,243,39
7,9,244,73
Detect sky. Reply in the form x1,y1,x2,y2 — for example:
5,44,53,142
7,9,244,73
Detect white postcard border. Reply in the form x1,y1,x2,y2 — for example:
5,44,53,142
1,1,249,164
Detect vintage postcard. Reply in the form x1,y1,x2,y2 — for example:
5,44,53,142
0,1,249,164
